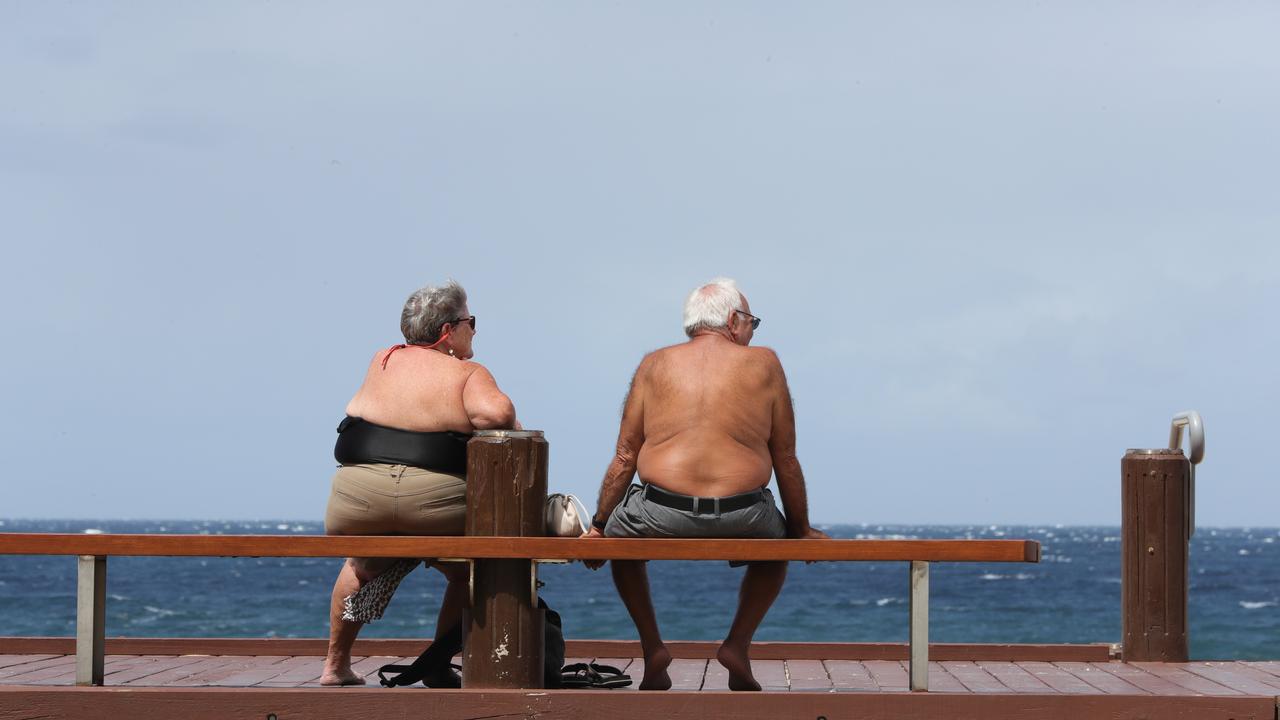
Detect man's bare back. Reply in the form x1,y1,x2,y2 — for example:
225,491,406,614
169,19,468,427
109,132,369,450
585,278,826,693
634,337,786,498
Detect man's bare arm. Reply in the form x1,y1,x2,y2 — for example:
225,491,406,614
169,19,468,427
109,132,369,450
590,363,647,531
766,353,826,540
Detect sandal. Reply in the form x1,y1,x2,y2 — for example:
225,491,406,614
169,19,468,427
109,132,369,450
559,662,632,689
587,663,632,689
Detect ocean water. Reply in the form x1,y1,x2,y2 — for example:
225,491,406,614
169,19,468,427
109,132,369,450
1,520,1275,660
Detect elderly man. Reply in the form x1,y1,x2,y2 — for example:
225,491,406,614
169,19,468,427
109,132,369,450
584,277,828,691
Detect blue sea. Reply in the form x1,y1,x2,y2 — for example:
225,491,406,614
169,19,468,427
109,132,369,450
1,520,1276,660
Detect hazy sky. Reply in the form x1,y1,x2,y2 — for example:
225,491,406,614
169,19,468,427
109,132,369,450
2,2,1277,525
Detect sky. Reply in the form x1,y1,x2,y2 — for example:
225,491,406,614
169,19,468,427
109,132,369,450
1,2,1277,525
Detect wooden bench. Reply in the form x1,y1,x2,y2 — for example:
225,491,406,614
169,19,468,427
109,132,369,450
0,533,1038,691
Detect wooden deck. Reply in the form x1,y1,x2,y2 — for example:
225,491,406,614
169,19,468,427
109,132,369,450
1,640,1277,719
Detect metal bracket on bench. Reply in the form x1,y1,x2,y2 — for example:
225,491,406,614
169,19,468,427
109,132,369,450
909,560,929,692
448,558,539,609
76,555,106,686
435,558,476,607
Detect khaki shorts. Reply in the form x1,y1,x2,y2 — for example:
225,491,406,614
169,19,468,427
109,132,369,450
324,463,466,537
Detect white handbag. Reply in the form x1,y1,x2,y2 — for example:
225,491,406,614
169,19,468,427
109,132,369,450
545,493,590,537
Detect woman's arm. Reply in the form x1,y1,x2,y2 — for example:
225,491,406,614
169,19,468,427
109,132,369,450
461,364,518,430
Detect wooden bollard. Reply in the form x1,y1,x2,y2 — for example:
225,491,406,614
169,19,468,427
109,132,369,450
1121,448,1190,662
463,430,548,688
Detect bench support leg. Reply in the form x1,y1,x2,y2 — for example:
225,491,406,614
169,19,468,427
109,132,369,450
76,555,106,686
909,560,929,692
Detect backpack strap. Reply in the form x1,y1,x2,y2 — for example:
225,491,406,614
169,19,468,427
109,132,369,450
376,622,463,687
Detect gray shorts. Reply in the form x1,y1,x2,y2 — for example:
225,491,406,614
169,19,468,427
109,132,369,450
604,483,787,565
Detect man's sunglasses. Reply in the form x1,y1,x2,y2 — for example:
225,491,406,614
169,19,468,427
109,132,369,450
449,316,476,330
734,310,761,330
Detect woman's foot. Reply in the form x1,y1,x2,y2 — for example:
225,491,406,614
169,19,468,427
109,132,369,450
639,644,673,690
716,642,761,691
320,659,366,686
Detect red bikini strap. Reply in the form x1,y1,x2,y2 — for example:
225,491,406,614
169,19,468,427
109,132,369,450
381,332,451,369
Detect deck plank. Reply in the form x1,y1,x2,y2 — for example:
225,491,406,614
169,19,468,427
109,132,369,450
0,655,72,680
1054,662,1148,694
31,655,173,686
940,661,1006,693
4,650,1280,708
785,659,831,692
863,660,909,692
106,655,213,685
1015,661,1099,694
216,655,317,686
1210,661,1280,692
701,657,729,691
0,656,76,683
1091,661,1201,696
823,660,878,691
1242,660,1280,678
1129,662,1242,696
752,659,789,692
176,655,291,686
258,655,329,687
0,655,55,671
1181,662,1280,696
621,657,644,691
665,659,708,691
976,661,1054,693
140,656,276,687
920,661,968,693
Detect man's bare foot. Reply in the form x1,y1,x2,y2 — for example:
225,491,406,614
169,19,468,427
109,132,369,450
716,643,761,691
319,662,366,686
639,645,673,690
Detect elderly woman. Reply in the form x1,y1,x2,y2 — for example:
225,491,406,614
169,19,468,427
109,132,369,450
320,280,518,686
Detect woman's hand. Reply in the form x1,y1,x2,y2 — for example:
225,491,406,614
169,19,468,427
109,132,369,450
580,526,607,570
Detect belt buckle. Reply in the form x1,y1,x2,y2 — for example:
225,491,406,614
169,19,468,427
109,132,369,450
691,497,720,517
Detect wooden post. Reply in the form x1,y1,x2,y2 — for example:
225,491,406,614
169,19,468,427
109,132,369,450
76,555,106,686
908,560,929,691
1121,448,1190,662
463,430,548,689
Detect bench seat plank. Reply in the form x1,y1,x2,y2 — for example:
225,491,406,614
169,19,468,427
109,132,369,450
0,534,1039,563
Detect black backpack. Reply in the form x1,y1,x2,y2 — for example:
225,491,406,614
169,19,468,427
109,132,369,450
377,598,565,689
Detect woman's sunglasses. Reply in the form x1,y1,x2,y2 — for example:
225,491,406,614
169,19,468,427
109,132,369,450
449,316,476,330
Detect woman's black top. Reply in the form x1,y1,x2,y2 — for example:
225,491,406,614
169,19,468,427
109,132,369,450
334,416,468,475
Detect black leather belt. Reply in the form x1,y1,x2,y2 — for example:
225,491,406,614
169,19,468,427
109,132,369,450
642,484,765,515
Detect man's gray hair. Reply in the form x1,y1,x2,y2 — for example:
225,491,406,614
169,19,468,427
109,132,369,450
400,280,468,345
683,277,745,338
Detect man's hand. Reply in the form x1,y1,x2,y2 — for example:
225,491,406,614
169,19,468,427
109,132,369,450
797,527,830,541
580,526,608,570
793,526,830,563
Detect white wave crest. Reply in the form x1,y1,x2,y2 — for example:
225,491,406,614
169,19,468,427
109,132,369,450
1239,601,1276,610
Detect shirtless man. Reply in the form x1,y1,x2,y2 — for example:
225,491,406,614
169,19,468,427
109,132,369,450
584,277,829,691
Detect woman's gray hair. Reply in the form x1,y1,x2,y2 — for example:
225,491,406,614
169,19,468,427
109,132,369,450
400,280,468,345
683,277,744,338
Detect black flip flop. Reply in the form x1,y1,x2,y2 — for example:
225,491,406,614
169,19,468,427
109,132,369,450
559,662,595,688
559,662,632,689
586,663,632,689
